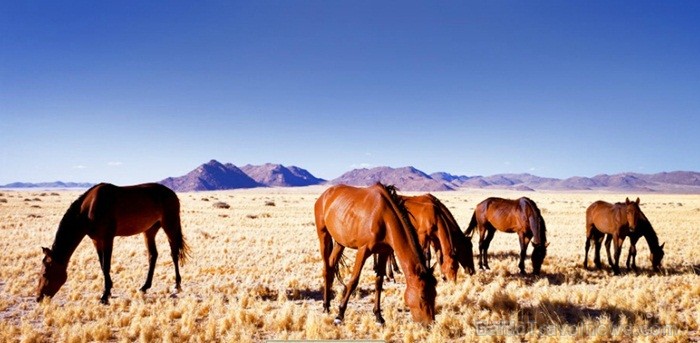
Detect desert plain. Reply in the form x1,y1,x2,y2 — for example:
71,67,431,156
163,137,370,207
0,187,698,342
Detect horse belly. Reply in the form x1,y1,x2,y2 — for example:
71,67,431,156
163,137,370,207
113,203,163,236
501,227,517,233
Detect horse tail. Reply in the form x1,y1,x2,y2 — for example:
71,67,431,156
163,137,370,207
464,211,478,238
335,249,347,288
164,190,190,265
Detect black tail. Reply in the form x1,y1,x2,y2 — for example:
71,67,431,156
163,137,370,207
334,250,347,288
464,212,478,238
165,194,191,264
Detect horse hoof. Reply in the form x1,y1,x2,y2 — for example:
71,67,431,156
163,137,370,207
333,318,342,325
376,319,385,326
100,298,109,305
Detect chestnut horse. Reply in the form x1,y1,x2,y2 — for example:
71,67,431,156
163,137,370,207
315,183,437,325
465,197,548,275
381,194,474,282
37,183,189,304
584,197,663,274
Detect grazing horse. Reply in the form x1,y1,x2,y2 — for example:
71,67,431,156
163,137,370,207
465,197,548,275
584,197,664,274
381,194,475,282
37,183,189,304
315,183,437,325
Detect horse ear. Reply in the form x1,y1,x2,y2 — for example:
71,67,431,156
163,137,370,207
42,247,52,256
660,242,665,250
625,197,631,204
635,197,640,205
545,242,550,248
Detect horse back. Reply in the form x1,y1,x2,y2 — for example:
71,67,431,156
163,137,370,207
586,201,627,235
478,197,522,232
315,184,390,249
403,195,438,237
83,183,178,237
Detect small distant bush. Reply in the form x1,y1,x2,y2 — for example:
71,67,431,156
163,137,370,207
201,198,210,202
50,193,60,196
213,201,230,209
0,199,7,203
265,201,276,207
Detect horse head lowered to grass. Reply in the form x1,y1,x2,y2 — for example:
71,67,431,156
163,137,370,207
465,197,548,275
37,183,189,304
314,183,437,325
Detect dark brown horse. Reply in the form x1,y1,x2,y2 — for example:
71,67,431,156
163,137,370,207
584,197,663,274
605,221,665,273
37,183,189,304
382,194,474,282
315,183,437,325
465,197,548,275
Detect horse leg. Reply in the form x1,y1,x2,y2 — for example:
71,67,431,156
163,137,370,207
478,226,487,270
387,252,400,282
604,234,614,267
518,235,530,275
99,237,114,304
593,235,603,270
140,224,160,292
481,227,496,270
92,239,104,270
584,236,591,269
627,236,639,272
373,252,389,325
317,228,334,313
336,246,371,324
612,234,622,275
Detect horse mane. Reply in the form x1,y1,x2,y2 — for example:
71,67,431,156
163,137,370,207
638,216,661,251
522,197,547,246
377,183,433,279
52,184,104,262
426,194,458,255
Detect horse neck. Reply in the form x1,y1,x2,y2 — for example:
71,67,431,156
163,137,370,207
522,198,546,245
51,215,87,265
389,226,427,281
641,223,661,251
381,196,427,279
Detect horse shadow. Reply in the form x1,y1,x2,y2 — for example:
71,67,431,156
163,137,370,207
518,299,658,327
484,251,521,260
285,288,324,301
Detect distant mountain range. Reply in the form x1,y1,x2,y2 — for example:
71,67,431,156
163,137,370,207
159,160,325,191
0,181,94,189
3,160,699,193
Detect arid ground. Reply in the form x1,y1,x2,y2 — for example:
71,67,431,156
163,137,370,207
0,187,698,342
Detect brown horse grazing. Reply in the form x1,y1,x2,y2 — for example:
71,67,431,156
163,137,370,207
37,183,189,304
381,194,474,282
315,183,437,325
584,197,662,274
465,197,548,275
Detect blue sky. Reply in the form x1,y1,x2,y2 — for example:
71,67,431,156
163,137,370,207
1,1,699,184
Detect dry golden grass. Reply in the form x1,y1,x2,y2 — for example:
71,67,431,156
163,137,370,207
0,187,698,342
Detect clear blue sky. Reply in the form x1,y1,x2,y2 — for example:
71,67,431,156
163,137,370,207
2,1,699,184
